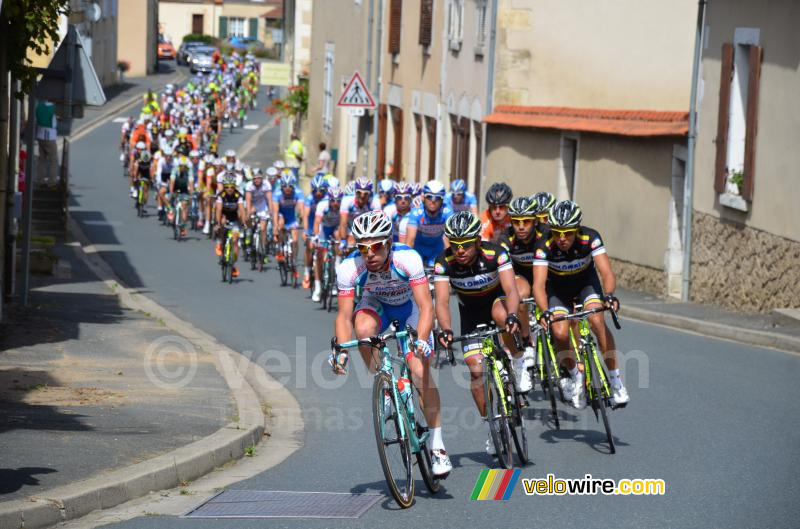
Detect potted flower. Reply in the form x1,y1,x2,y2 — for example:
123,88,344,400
117,60,131,82
727,169,744,196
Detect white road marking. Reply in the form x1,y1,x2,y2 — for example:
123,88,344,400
111,117,129,123
244,124,259,130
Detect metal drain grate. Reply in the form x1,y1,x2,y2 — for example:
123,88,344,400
183,490,382,519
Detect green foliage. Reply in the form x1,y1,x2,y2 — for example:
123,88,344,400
729,169,744,190
266,78,308,124
1,0,71,95
182,33,215,44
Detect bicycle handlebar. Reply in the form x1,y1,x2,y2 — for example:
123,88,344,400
549,305,621,330
332,319,418,352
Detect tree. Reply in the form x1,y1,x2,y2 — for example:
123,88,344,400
1,0,71,94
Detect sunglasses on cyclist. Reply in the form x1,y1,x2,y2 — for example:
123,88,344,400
535,213,549,221
356,238,389,255
355,190,371,198
395,194,411,201
551,228,578,238
424,194,443,202
489,204,508,211
449,237,478,251
223,185,236,190
510,217,535,226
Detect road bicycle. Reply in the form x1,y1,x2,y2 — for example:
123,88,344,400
172,193,190,241
219,222,238,284
188,192,201,231
248,215,269,273
451,324,529,468
423,266,455,370
276,228,298,288
331,321,440,508
549,304,622,454
522,297,564,431
318,239,337,312
134,177,149,218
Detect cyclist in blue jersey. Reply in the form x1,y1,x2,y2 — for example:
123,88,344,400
340,176,382,248
445,178,478,214
271,172,305,280
404,180,453,267
303,173,329,288
378,178,395,208
383,181,413,243
311,186,344,302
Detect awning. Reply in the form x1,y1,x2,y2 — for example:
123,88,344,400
484,105,688,137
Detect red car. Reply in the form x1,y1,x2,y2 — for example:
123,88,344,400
158,40,176,60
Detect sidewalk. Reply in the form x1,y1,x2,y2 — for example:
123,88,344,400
0,240,234,501
617,286,800,353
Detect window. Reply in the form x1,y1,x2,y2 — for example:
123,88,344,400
558,133,579,200
419,0,433,48
388,0,402,55
714,29,762,208
228,17,246,37
192,14,204,35
323,44,335,134
447,0,464,51
475,0,488,54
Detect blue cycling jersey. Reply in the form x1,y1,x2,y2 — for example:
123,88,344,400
304,193,324,234
444,191,477,212
406,205,453,262
276,187,305,225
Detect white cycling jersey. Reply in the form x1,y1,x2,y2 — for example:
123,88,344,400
315,199,341,229
336,243,428,306
246,181,271,212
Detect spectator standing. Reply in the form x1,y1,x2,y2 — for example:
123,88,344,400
35,99,59,187
314,142,332,174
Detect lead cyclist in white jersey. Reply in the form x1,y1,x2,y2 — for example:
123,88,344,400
331,211,453,478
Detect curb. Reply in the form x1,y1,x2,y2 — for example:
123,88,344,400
619,305,800,354
0,215,292,529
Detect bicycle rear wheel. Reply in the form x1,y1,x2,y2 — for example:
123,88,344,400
278,260,288,286
485,360,513,468
586,344,615,454
373,372,414,508
538,332,560,430
412,384,440,495
508,382,530,465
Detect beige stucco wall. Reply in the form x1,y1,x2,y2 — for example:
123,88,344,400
486,126,676,270
159,2,270,48
693,0,800,242
307,0,372,182
495,0,695,110
382,0,444,182
118,0,158,77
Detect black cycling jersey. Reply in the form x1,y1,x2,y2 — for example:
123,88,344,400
136,161,152,179
498,229,544,283
173,168,190,194
532,226,606,285
216,190,243,222
433,242,513,300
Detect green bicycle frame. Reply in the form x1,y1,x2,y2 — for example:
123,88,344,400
480,336,513,418
568,317,612,400
532,305,563,382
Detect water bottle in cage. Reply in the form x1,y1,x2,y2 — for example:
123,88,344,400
397,377,413,415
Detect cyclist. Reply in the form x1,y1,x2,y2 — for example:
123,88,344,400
154,146,176,221
383,181,413,243
331,211,452,477
132,149,153,205
445,179,478,214
403,180,453,267
169,157,194,237
303,174,329,288
433,211,531,455
271,172,305,282
245,168,273,265
214,177,246,278
340,177,381,248
377,178,395,208
500,196,546,367
311,186,344,302
533,200,629,408
480,182,512,244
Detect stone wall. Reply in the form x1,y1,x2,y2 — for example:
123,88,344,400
610,258,667,298
691,211,800,313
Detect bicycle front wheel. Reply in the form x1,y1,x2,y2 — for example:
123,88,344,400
373,372,414,508
485,362,513,468
412,384,440,495
587,344,615,454
539,332,560,430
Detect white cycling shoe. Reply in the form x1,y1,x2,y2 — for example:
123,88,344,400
523,345,535,368
485,436,496,456
202,221,210,235
570,375,586,409
311,283,322,302
430,449,452,477
611,384,630,408
513,357,533,393
558,377,574,400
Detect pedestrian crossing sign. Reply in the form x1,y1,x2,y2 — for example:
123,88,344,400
337,72,376,109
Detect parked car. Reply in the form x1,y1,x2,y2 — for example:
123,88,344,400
177,41,206,66
189,46,217,74
226,36,266,51
158,40,176,60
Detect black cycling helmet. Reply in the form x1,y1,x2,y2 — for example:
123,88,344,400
485,182,512,206
508,196,540,218
444,211,482,239
532,191,557,214
548,200,582,228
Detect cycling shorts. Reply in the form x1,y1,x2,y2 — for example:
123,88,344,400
354,295,433,355
319,225,337,241
546,270,604,315
458,292,506,359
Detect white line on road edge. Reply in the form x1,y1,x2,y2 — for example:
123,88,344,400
243,124,259,130
111,117,129,123
239,121,275,161
0,218,303,529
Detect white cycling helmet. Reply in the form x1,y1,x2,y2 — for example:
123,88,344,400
351,211,392,241
136,141,146,150
273,160,286,169
265,166,279,177
162,146,174,156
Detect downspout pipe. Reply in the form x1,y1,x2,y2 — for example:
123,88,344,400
481,0,499,205
364,0,374,178
681,0,707,302
371,0,383,181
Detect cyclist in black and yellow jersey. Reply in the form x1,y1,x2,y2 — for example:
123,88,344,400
499,196,546,367
433,211,531,455
532,200,629,409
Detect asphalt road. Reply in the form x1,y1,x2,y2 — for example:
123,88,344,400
67,78,800,529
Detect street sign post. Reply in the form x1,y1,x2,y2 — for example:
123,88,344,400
337,72,376,109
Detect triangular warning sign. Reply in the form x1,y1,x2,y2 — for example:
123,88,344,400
337,72,376,108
